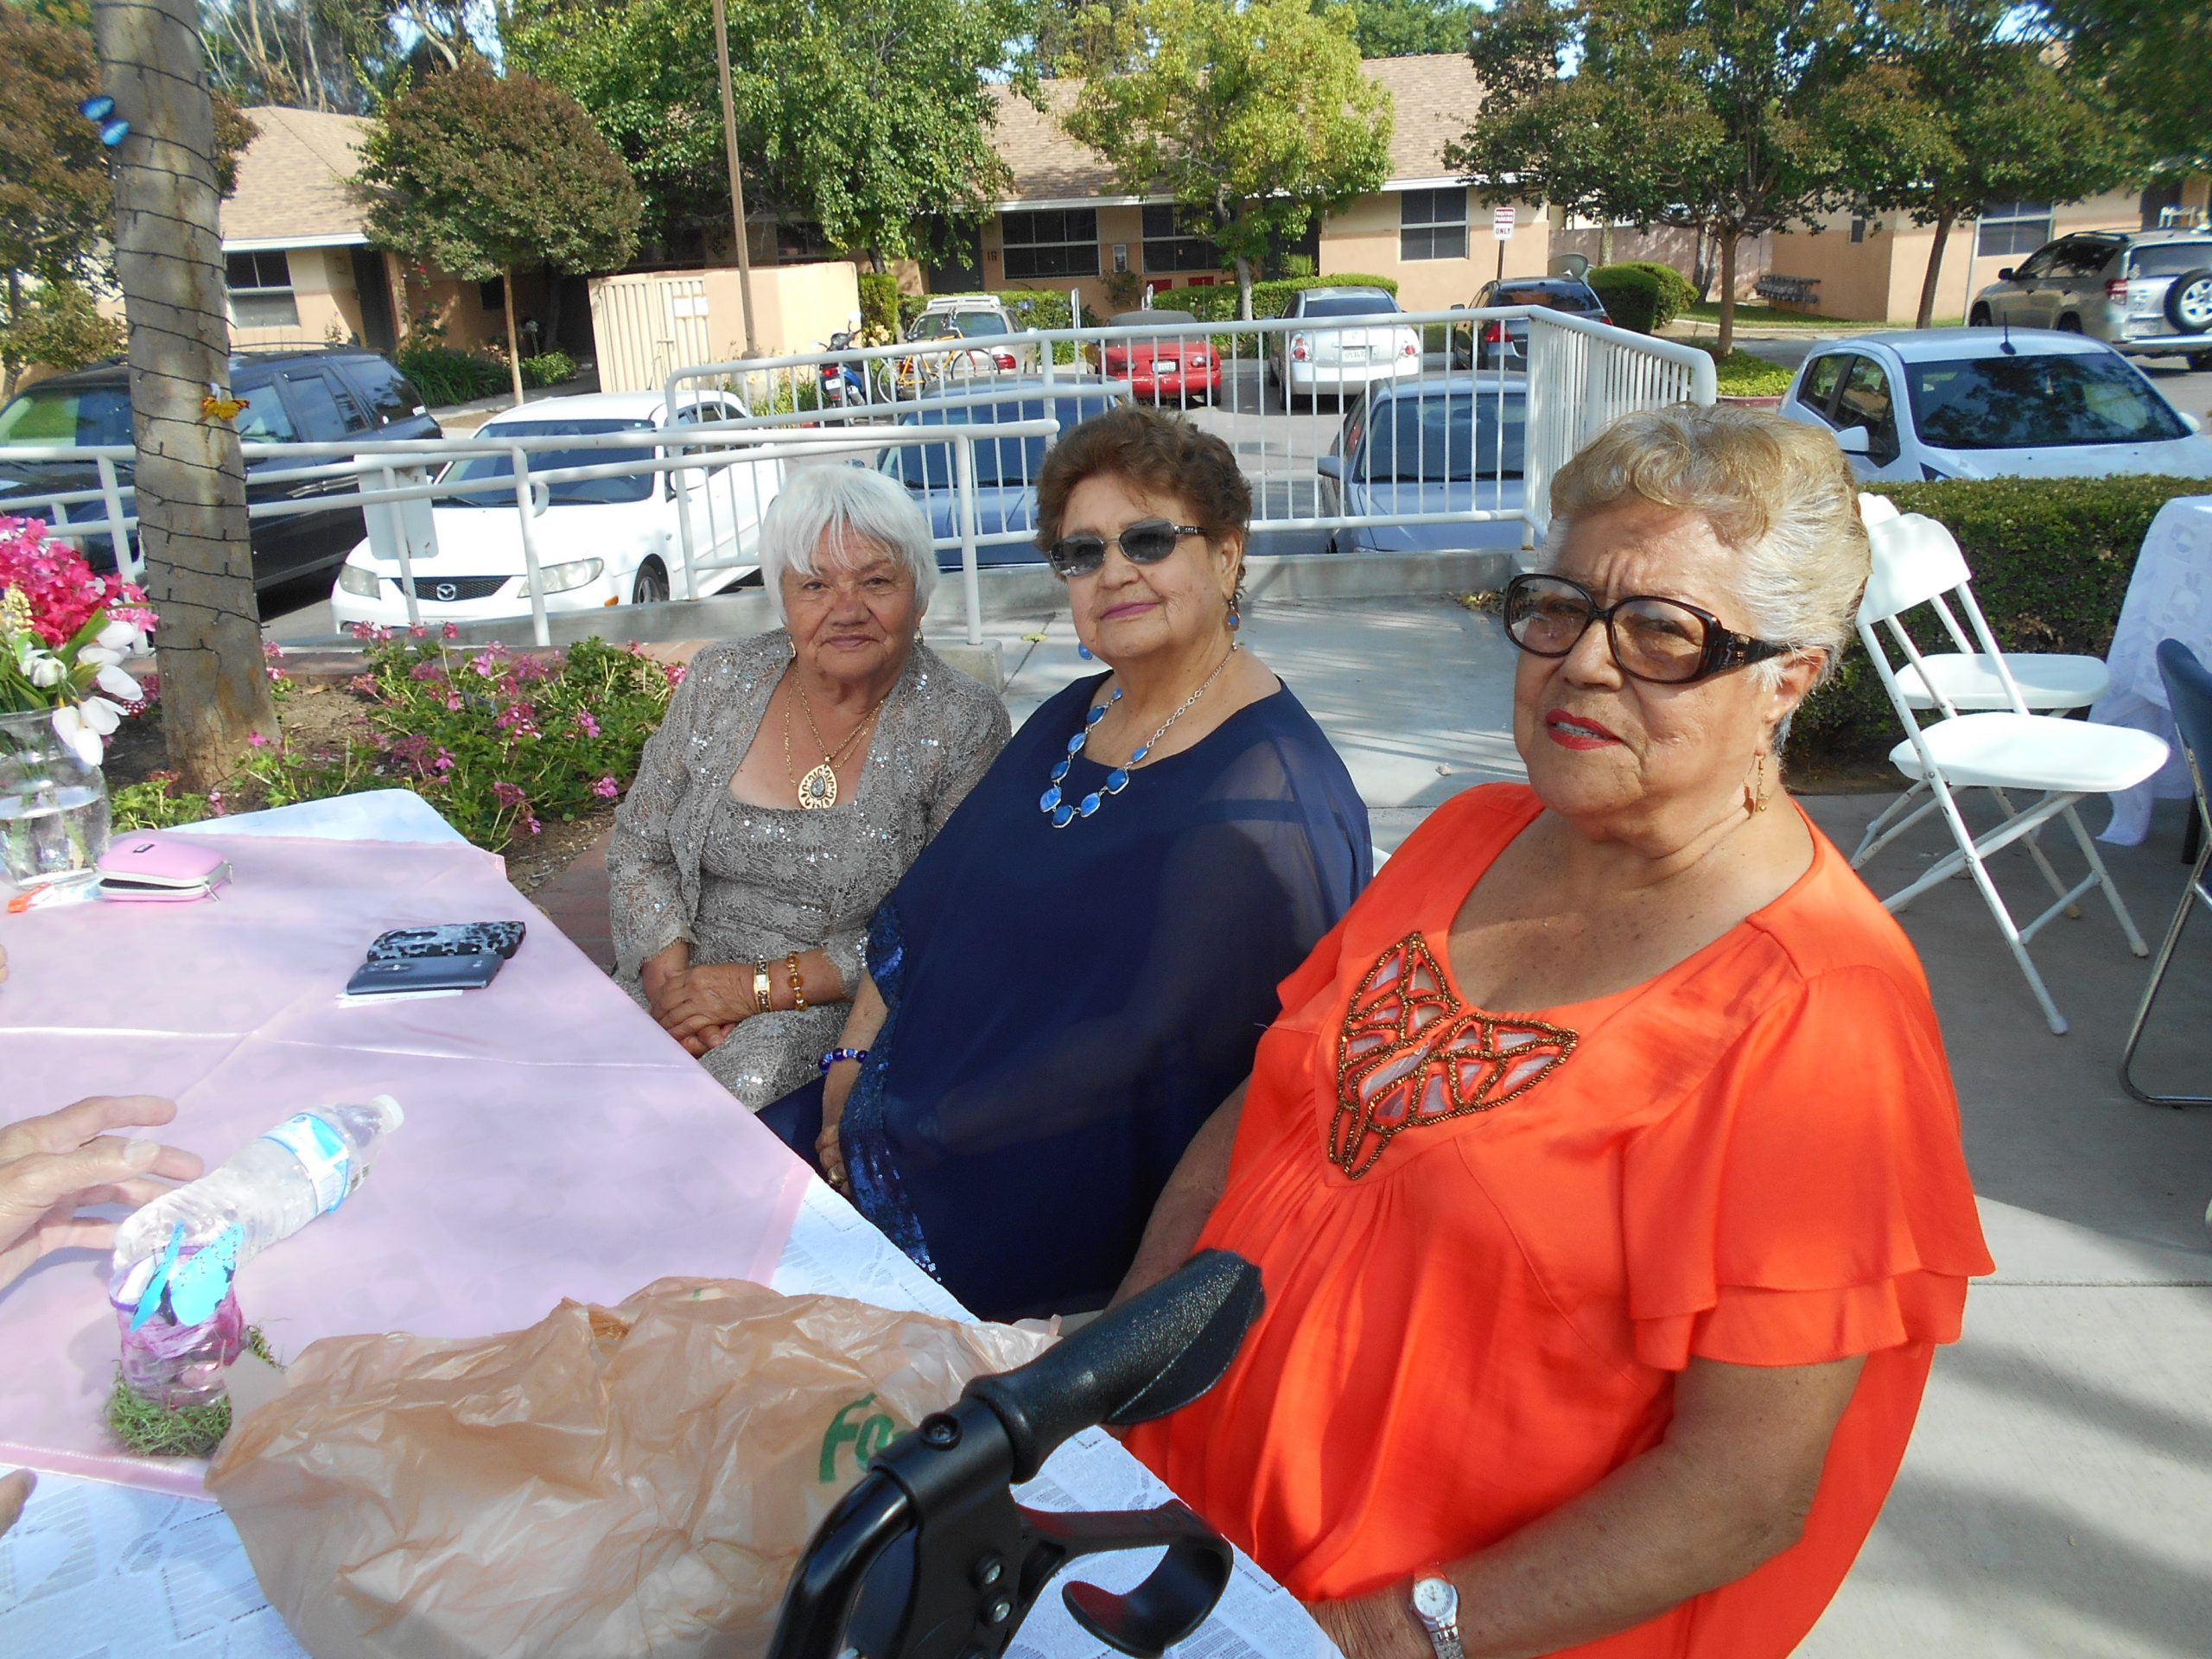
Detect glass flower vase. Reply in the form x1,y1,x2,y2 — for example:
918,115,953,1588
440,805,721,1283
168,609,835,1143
0,708,112,888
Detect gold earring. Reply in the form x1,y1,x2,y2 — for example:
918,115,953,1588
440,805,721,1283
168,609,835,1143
1745,750,1770,816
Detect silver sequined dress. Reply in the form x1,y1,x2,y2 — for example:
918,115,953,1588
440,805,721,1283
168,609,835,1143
607,631,1009,1109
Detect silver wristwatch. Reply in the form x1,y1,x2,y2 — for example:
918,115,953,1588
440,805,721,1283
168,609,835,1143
1412,1575,1464,1659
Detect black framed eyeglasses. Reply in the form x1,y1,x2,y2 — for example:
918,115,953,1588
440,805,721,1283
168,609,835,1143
1046,519,1205,580
1502,573,1794,685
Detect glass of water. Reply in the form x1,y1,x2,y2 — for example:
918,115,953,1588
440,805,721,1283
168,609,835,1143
0,708,112,888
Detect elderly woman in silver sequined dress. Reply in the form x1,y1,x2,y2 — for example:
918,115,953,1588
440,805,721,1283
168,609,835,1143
607,466,1009,1108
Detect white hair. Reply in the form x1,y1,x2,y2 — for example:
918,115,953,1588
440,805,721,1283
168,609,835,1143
758,465,939,624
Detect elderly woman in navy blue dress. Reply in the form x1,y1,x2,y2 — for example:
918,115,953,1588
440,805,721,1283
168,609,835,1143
764,406,1370,1320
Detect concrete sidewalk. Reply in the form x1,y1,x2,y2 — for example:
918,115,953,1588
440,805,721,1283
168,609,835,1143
543,591,2212,1651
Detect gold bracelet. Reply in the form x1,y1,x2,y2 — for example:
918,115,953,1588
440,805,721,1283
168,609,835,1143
752,957,773,1014
786,951,807,1011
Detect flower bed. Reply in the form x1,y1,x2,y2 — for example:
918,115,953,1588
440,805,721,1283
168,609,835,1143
112,628,679,860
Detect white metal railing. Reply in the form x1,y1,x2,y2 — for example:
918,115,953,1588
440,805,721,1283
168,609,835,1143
0,308,1709,649
666,305,1713,552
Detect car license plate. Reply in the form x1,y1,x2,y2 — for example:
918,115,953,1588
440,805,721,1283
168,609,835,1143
1158,361,1179,376
1340,346,1369,361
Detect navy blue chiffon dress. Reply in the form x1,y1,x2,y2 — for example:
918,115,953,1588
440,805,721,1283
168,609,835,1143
761,670,1370,1320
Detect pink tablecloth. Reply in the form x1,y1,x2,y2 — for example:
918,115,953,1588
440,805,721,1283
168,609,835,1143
0,832,810,1497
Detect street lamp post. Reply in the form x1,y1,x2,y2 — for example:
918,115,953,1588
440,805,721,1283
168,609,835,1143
711,0,760,359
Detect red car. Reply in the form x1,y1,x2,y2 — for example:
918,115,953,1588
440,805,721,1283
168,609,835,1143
1096,309,1222,404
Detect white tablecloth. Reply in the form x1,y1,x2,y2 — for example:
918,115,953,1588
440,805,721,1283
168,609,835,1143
2,792,1331,1657
2093,496,2212,844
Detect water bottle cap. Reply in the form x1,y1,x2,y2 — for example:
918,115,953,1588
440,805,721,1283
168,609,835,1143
369,1093,404,1130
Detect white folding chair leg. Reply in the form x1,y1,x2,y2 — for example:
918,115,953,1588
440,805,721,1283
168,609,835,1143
1989,786,2085,918
2058,804,2151,957
1852,780,1929,867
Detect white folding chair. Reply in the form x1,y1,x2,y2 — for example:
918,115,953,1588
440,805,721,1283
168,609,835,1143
1852,512,2170,1033
1852,511,2113,870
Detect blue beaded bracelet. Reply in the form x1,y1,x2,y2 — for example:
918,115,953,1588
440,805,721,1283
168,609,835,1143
819,1046,869,1073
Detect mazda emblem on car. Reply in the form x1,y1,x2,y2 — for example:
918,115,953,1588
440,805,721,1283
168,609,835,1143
435,582,458,601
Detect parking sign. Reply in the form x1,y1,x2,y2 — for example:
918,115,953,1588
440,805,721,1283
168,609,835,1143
1493,206,1516,241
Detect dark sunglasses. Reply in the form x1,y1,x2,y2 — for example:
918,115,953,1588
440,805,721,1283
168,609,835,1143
1046,519,1205,580
1502,573,1794,685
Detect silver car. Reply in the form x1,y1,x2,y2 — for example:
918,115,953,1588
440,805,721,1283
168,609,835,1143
1969,227,2212,370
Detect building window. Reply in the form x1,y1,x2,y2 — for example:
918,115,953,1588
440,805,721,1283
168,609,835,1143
226,250,298,327
1001,209,1100,280
1976,200,2053,259
1140,205,1222,274
1849,216,1868,244
479,276,505,312
1400,188,1469,262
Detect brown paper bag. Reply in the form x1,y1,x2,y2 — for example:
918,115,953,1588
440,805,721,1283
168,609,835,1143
205,1278,1055,1659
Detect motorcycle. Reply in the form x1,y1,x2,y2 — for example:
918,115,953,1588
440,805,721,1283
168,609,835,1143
819,330,870,411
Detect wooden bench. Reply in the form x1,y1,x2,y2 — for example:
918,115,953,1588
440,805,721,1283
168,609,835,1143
1755,275,1821,306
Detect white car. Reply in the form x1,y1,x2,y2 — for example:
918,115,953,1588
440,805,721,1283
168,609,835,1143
1271,286,1423,409
330,390,777,627
1776,329,2212,482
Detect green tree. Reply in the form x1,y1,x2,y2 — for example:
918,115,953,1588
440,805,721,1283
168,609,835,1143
358,65,641,405
2037,0,2207,175
1340,0,1473,57
200,0,397,114
1453,0,1928,354
509,0,1027,269
1064,0,1392,321
1863,3,2138,329
0,7,114,305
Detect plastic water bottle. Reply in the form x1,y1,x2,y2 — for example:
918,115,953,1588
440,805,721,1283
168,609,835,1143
111,1096,406,1277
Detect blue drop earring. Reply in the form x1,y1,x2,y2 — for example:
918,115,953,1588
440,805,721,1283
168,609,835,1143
1227,607,1242,632
1077,640,1095,660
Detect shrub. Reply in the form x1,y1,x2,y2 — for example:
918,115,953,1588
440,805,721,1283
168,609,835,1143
112,634,679,853
857,270,901,338
1785,475,2205,768
1168,273,1402,324
1,282,124,385
1708,348,1795,397
1586,264,1664,334
518,349,578,388
394,343,508,406
1614,261,1697,329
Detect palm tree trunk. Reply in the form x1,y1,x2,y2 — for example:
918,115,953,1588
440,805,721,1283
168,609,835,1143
1916,210,1955,331
92,0,275,790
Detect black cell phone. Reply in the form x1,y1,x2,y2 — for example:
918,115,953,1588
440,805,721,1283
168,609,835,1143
366,922,527,962
344,951,506,996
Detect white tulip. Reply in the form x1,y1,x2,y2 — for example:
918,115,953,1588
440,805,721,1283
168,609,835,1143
26,652,66,690
94,620,143,653
50,703,104,766
94,664,143,703
79,645,124,670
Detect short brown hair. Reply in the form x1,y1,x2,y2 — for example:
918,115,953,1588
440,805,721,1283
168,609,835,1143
1035,404,1252,552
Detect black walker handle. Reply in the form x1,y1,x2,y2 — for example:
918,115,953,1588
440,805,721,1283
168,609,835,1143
764,1250,1264,1659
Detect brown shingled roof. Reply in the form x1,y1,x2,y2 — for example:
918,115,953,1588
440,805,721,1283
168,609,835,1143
985,53,1484,205
219,105,372,246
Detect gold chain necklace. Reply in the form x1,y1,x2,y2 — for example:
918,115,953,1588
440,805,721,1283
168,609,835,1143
785,677,891,810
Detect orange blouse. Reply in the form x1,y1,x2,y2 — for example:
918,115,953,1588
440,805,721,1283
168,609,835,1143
1128,784,1993,1657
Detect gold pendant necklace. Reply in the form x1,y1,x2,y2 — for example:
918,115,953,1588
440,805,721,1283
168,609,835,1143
786,677,891,810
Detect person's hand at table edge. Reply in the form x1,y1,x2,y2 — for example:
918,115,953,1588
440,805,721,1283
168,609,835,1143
0,1468,31,1539
0,1096,203,1294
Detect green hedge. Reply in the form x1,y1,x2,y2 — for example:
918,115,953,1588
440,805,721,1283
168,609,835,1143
518,349,578,389
1586,264,1664,334
395,343,508,407
1612,261,1696,329
857,271,900,338
1167,273,1402,324
1785,474,2204,767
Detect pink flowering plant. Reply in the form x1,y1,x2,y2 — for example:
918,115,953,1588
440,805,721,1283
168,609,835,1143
112,631,676,852
0,518,158,763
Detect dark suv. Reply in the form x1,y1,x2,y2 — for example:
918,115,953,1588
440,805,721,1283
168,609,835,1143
1455,276,1611,369
0,347,442,588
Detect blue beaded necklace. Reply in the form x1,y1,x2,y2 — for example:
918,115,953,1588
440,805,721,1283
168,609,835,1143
1039,646,1236,829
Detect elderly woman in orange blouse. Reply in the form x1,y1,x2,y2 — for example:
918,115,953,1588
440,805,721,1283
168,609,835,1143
1121,405,1992,1659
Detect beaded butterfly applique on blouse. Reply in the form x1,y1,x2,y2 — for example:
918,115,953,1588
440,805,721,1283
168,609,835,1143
1329,933,1579,1178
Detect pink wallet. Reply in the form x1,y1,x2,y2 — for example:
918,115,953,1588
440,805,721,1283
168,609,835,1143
97,834,232,903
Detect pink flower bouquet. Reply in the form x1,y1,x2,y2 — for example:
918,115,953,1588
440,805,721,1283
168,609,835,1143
0,518,157,764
